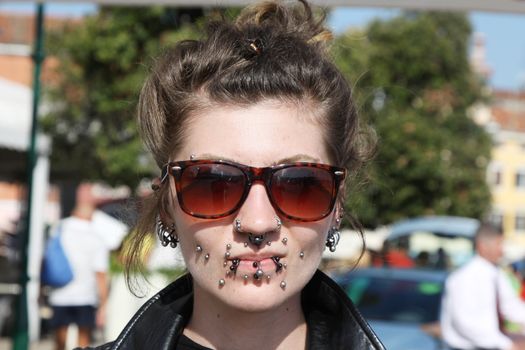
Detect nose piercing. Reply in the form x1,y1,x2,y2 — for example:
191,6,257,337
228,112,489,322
234,216,282,248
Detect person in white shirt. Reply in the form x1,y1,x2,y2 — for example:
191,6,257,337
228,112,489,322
440,223,525,350
48,184,109,350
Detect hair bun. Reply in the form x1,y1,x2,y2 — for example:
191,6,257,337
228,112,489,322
236,0,333,48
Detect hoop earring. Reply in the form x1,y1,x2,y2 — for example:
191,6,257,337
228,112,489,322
326,226,340,252
156,217,179,248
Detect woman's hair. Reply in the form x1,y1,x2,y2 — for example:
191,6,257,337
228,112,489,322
125,0,375,287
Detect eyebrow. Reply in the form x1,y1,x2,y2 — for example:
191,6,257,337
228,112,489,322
191,153,321,164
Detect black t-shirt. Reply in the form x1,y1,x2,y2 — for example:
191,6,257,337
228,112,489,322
177,334,213,350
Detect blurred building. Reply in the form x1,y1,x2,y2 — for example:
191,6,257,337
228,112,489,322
470,33,525,253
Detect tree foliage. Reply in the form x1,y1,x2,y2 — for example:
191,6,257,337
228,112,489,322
42,7,204,188
333,12,491,227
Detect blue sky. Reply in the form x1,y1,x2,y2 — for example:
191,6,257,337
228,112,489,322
1,3,524,91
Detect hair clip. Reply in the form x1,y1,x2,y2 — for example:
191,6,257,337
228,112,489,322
248,39,262,55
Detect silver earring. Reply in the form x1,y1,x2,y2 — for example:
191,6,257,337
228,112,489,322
156,217,179,248
326,226,340,252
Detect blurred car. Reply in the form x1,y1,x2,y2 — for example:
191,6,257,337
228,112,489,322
333,267,448,350
386,216,480,269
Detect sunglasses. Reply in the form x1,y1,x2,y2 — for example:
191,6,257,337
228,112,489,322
161,159,346,222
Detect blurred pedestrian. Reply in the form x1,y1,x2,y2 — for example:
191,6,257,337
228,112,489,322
440,223,525,350
47,184,109,350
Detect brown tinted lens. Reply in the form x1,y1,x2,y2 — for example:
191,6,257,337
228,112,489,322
270,166,335,220
179,163,246,217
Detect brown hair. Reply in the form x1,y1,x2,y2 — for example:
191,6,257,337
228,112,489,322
125,0,375,287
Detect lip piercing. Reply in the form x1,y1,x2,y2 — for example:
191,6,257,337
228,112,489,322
243,274,249,280
299,251,304,258
219,279,225,286
254,268,264,280
196,245,202,252
226,243,232,250
225,251,231,258
280,281,287,289
266,241,272,246
230,258,240,273
271,256,283,272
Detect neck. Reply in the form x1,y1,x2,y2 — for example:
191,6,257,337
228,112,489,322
185,286,307,350
72,204,95,220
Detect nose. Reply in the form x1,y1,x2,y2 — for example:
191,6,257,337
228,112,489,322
234,183,280,235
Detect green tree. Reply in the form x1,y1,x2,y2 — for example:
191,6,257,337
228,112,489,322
333,12,491,227
42,7,204,188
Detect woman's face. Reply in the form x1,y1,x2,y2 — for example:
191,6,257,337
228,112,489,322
168,100,340,312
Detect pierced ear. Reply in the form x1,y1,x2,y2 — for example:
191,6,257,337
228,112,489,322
333,204,344,228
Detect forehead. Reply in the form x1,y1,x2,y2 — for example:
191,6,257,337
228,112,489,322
174,100,331,166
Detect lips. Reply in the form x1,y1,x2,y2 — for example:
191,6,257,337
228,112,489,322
228,254,284,273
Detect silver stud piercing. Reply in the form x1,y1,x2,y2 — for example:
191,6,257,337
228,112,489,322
326,227,341,253
243,274,249,280
248,233,266,247
156,217,179,248
196,245,203,252
205,253,210,260
226,243,232,250
225,251,231,258
190,154,196,160
299,251,305,258
280,281,287,289
244,242,249,247
281,237,288,245
275,216,282,231
254,268,264,280
219,279,225,287
234,218,242,233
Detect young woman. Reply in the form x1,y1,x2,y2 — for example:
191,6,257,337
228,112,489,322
88,1,384,349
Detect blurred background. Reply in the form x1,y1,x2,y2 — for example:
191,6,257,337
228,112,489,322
0,1,524,349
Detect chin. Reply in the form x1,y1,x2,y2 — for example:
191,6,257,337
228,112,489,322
218,282,292,313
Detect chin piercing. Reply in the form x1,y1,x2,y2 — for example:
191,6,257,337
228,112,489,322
254,268,264,280
281,237,288,245
205,253,210,260
299,251,304,258
219,279,225,287
196,245,202,252
243,274,249,280
223,261,228,267
280,281,287,289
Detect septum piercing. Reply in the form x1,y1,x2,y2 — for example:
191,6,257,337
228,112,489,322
234,216,282,247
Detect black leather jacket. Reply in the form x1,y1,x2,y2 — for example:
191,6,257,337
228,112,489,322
86,270,385,350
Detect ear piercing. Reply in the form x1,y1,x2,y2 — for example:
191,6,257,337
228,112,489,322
156,218,179,248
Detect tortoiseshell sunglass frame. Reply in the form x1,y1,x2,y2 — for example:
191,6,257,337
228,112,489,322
161,159,346,222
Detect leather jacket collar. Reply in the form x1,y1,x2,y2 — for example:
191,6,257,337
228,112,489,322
93,270,384,350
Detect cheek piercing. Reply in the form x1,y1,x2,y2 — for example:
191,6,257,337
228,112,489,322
243,274,249,280
205,253,210,260
218,279,225,287
225,251,231,258
281,237,288,245
196,245,203,252
280,281,287,290
226,243,232,250
299,251,304,258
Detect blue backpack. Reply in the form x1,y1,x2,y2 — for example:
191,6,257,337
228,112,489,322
41,224,74,287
